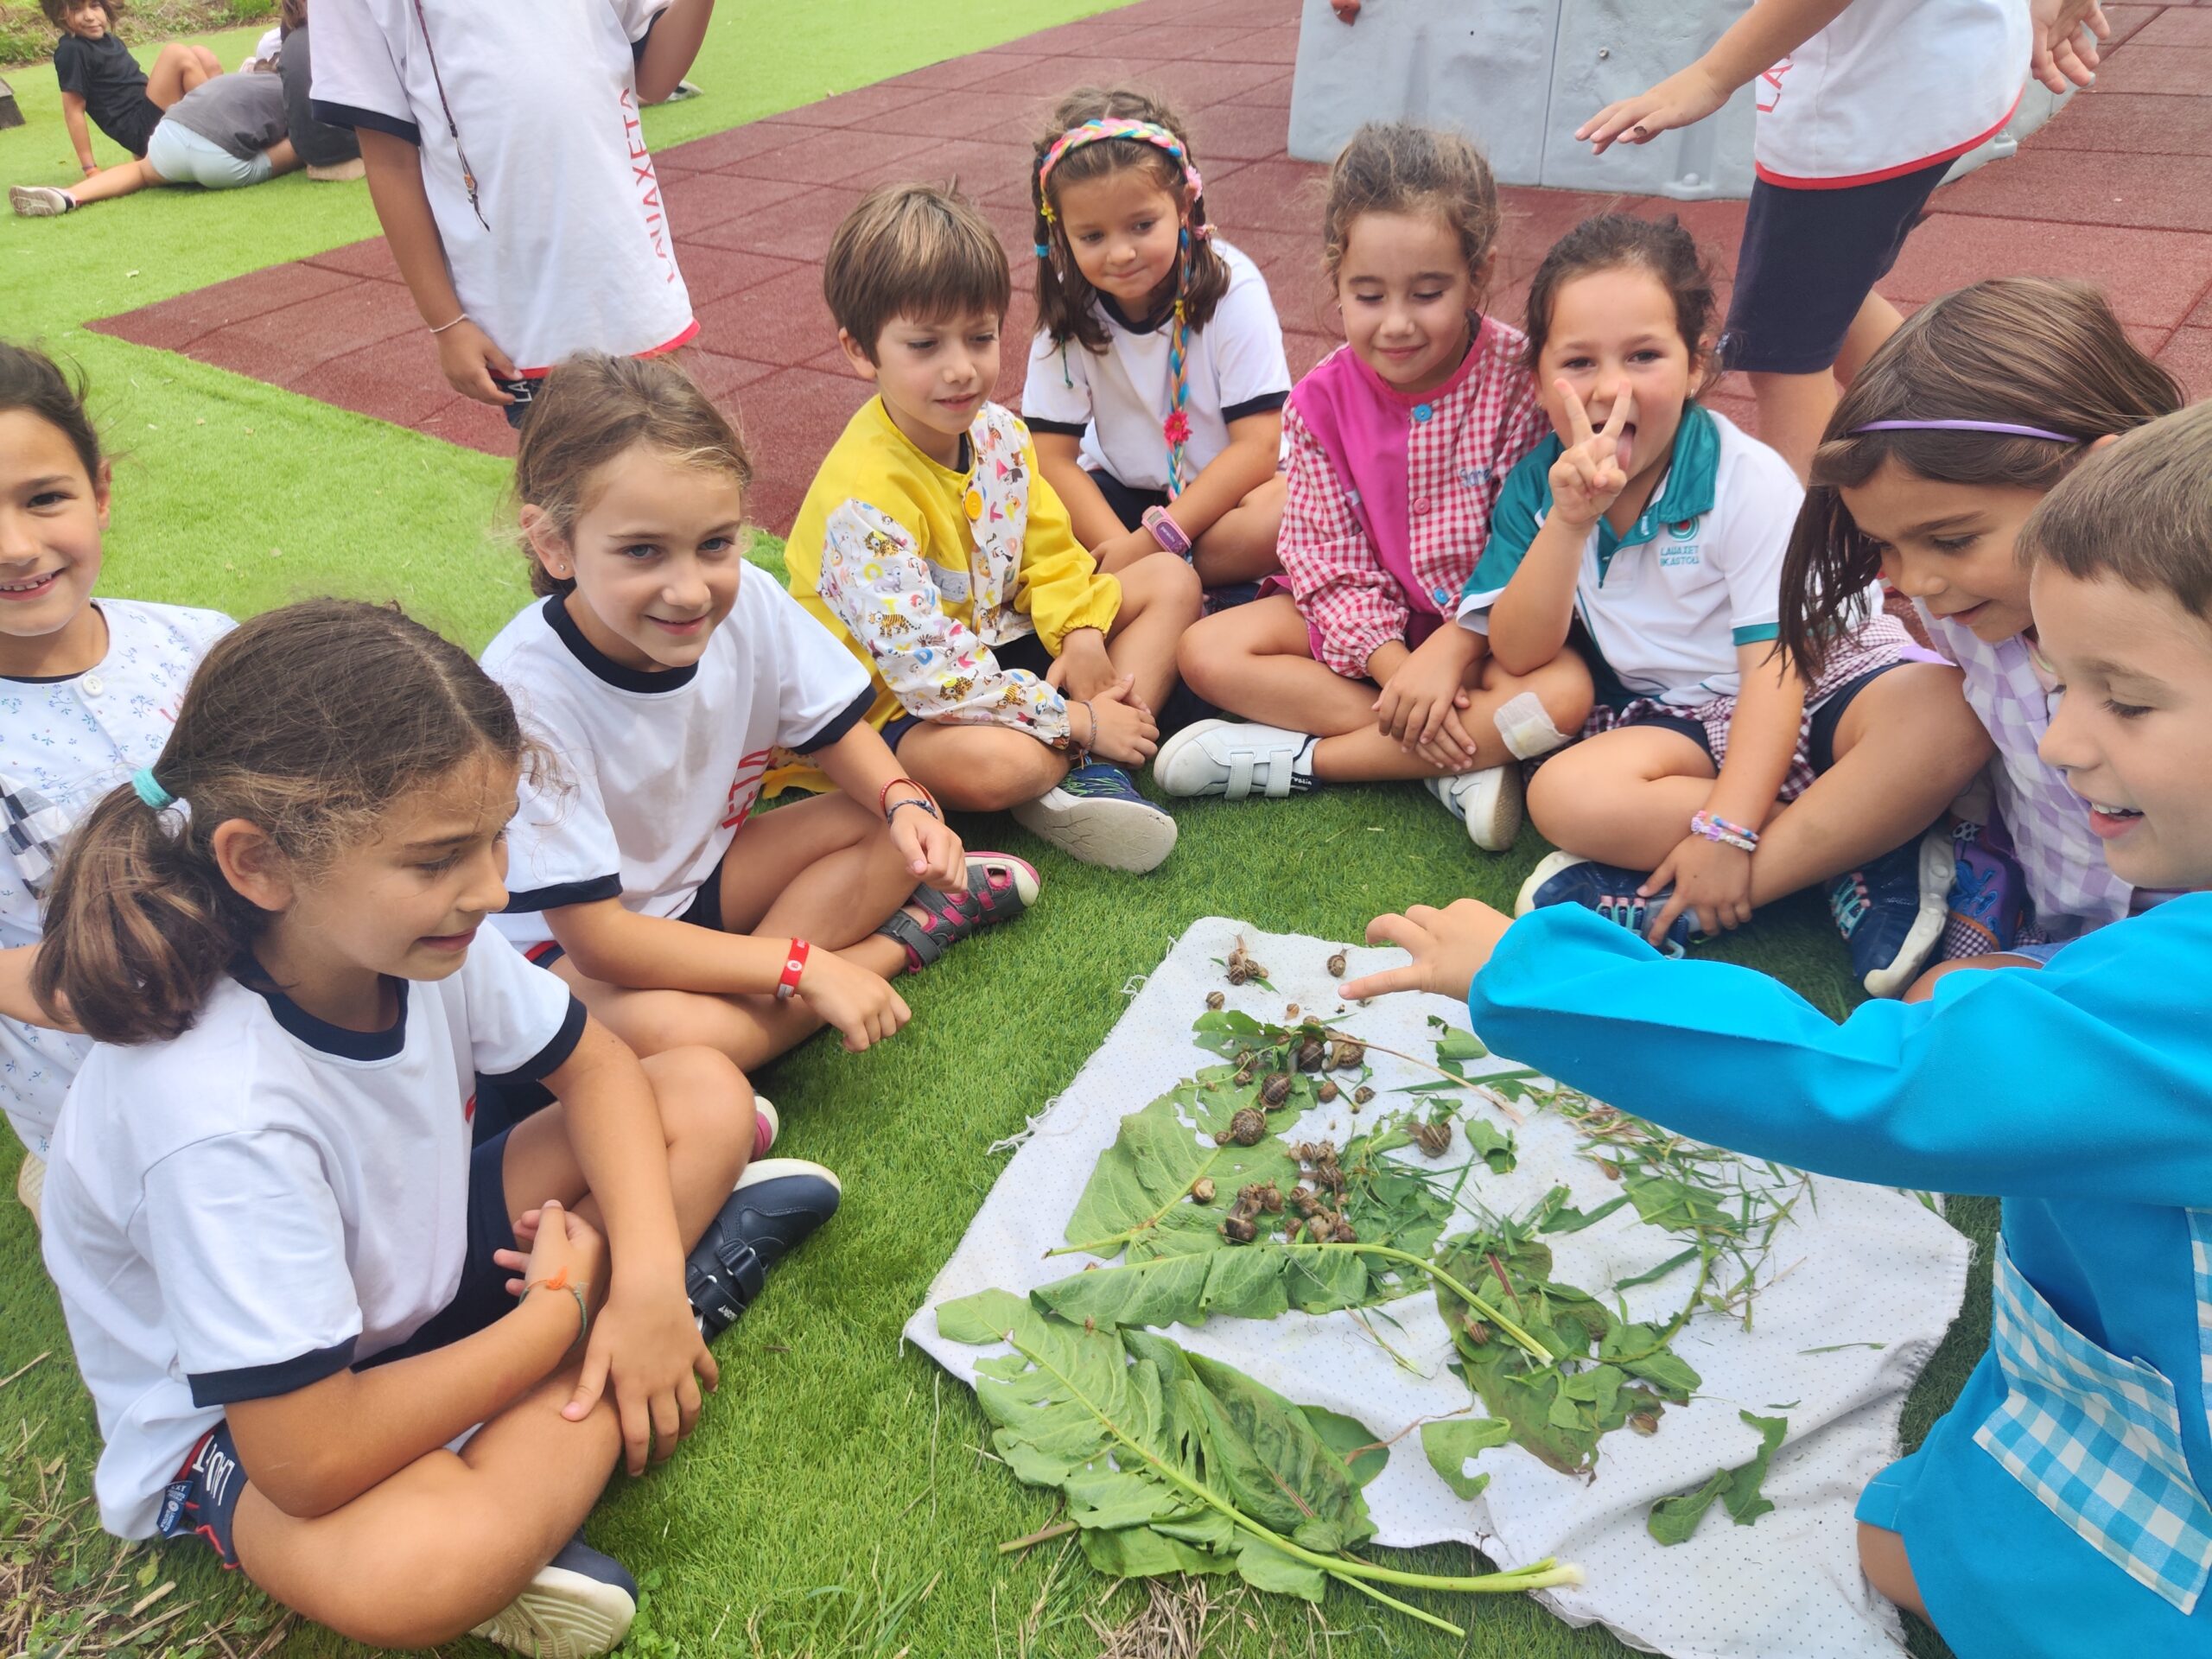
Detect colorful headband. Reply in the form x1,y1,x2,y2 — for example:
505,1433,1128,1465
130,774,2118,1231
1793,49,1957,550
1851,419,2081,442
1038,118,1205,202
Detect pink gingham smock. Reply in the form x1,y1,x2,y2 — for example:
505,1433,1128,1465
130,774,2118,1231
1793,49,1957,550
1277,321,1548,680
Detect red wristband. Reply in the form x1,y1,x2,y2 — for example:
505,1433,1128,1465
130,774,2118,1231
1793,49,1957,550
878,775,931,820
776,938,811,1001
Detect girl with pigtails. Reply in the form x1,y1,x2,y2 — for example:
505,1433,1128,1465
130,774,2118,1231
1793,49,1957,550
1022,86,1292,591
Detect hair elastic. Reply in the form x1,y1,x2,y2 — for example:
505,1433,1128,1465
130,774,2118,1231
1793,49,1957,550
130,768,173,810
1850,419,2080,442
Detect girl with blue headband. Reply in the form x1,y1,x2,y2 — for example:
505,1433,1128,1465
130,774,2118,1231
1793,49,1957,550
1778,277,2187,997
1024,86,1292,596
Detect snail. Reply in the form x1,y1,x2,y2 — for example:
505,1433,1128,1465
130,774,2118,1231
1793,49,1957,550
1318,1079,1339,1103
1295,1037,1327,1073
1227,961,1252,986
1218,1107,1268,1147
1221,1214,1258,1244
1352,1085,1376,1106
1190,1177,1217,1205
1284,1003,1300,1022
1629,1411,1661,1436
1329,1037,1365,1071
1325,950,1347,978
1332,1217,1357,1243
1260,1071,1294,1108
1205,990,1225,1011
1239,1181,1284,1214
1306,1214,1337,1245
1410,1119,1453,1158
1462,1317,1492,1347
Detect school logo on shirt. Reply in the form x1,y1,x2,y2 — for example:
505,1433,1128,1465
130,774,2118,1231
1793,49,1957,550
1659,516,1703,568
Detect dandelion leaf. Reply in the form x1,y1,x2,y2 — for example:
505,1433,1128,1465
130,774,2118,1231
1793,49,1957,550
1648,1412,1789,1545
1061,1088,1299,1259
1420,1418,1513,1500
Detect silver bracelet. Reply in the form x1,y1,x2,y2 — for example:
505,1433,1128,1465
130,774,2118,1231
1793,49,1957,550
428,311,470,335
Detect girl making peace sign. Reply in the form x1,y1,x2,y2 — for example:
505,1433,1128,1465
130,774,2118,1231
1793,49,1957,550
1457,215,1991,995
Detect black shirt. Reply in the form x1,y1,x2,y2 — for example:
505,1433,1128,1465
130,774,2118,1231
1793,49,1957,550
53,30,162,157
277,22,359,170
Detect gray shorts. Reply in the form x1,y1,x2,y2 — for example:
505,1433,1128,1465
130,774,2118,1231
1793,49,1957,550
145,122,276,190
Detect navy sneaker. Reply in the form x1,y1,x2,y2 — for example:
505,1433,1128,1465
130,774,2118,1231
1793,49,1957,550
1939,819,2027,962
1515,851,1692,955
686,1158,842,1343
471,1532,637,1657
1829,826,1954,998
1011,761,1179,872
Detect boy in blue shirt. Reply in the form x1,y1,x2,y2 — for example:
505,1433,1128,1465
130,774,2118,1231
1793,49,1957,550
1344,400,2212,1655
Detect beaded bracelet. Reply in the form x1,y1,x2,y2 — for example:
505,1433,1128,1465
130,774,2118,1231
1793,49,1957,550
1689,810,1759,854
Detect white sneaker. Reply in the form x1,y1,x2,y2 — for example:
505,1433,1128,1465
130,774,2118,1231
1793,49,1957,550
10,186,73,218
1154,718,1313,800
16,1150,43,1229
1425,764,1524,853
1010,762,1178,873
305,157,367,182
471,1535,637,1658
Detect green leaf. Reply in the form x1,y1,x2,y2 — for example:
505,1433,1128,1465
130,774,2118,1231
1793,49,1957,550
1624,1172,1733,1235
1433,1026,1490,1063
1798,1341,1885,1355
1300,1407,1390,1490
1060,1088,1300,1260
1420,1419,1512,1500
1033,1240,1394,1329
1538,1191,1633,1234
1463,1121,1516,1175
1647,1412,1789,1545
1612,1245,1702,1293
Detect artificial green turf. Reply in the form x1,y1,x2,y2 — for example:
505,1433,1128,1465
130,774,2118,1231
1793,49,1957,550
0,7,1990,1655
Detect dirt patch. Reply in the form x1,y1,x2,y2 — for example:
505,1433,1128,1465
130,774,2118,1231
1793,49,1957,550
3,0,276,69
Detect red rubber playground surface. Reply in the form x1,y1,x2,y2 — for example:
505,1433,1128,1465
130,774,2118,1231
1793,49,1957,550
89,0,2212,534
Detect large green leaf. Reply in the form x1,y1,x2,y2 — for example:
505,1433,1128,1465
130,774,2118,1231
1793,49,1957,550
1647,1412,1789,1545
1420,1418,1513,1499
1033,1239,1376,1327
1060,1084,1300,1260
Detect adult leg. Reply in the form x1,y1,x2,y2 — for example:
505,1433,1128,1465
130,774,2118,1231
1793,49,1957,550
1192,475,1285,587
231,1365,622,1649
895,721,1068,812
1103,550,1204,713
144,42,220,107
57,156,163,204
1858,1523,1930,1623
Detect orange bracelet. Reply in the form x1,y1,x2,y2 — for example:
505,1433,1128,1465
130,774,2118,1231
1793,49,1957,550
525,1272,588,1351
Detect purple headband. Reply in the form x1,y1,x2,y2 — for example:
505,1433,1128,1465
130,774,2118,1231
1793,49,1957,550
1851,419,2081,442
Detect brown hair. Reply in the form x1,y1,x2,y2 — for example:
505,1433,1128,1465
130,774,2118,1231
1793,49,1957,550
1032,86,1230,354
0,341,103,485
1778,279,2184,676
2022,401,2212,620
1522,213,1717,389
1320,122,1503,302
42,0,120,28
823,182,1012,364
512,353,753,600
35,601,529,1046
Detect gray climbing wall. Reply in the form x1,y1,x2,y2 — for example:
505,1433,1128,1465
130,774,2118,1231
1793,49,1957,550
1286,0,2068,198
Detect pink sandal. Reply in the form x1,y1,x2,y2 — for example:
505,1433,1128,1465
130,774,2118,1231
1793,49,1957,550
874,852,1040,971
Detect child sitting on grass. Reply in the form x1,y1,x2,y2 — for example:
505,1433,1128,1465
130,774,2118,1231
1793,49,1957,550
34,0,219,176
0,341,233,1226
1344,398,2212,1659
785,182,1202,874
486,353,1034,1090
1157,123,1585,854
1772,278,2185,993
1479,214,1989,996
37,600,841,1659
1021,85,1290,591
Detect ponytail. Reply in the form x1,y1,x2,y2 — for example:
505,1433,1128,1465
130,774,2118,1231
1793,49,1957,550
34,600,529,1046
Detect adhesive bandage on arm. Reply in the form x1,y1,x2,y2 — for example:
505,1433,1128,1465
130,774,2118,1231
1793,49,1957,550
1494,690,1571,760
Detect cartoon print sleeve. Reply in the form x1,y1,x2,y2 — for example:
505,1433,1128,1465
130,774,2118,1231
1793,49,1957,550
308,0,421,143
1020,329,1095,439
1012,454,1122,652
1276,403,1405,679
816,499,1071,743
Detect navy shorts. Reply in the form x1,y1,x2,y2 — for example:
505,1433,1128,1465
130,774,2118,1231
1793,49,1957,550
157,1126,521,1567
1718,160,1950,376
880,632,1058,753
1086,468,1169,532
1620,660,1901,776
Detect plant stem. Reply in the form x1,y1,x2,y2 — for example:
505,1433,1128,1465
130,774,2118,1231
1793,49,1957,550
996,1519,1078,1555
1006,1334,1582,1610
1353,1245,1553,1364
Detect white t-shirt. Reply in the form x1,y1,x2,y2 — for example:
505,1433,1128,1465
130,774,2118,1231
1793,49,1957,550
483,582,874,951
1021,239,1291,495
0,600,233,1157
310,0,695,372
1460,406,1813,707
41,931,581,1538
1754,0,2030,187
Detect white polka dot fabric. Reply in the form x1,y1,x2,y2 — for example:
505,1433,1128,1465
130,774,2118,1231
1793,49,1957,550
906,919,1972,1659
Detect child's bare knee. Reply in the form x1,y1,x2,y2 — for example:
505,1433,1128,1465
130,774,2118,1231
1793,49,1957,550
646,1046,751,1130
1177,616,1240,702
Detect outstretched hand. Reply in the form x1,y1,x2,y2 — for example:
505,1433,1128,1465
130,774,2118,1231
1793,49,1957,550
1337,899,1514,1007
2031,0,2109,92
1577,62,1731,155
1548,383,1635,528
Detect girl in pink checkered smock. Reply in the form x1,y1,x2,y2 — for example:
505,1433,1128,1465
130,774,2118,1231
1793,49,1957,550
1779,280,2185,1002
1156,124,1594,855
